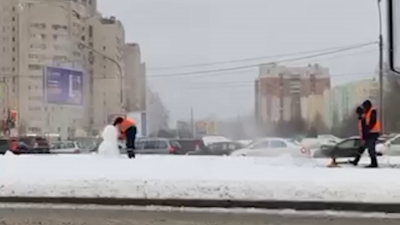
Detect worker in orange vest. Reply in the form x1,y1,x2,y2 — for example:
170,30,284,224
328,106,367,168
351,100,381,168
113,117,137,159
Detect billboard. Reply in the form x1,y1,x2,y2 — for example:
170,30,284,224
45,66,83,105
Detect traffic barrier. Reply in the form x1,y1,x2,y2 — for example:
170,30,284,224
0,197,399,213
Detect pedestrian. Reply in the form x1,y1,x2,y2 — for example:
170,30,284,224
349,106,367,166
113,117,137,159
351,100,381,168
328,106,367,168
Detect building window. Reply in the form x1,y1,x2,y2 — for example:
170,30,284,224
12,37,15,42
88,25,93,38
12,17,15,22
12,26,15,32
29,96,42,101
30,43,46,50
12,47,15,52
12,57,15,62
28,64,42,70
29,106,42,111
52,24,67,31
31,23,46,29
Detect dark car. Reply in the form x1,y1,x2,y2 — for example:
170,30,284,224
187,141,244,156
0,138,10,155
12,136,50,154
172,138,207,155
314,137,386,158
133,138,182,155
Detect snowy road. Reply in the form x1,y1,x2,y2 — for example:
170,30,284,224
1,205,400,225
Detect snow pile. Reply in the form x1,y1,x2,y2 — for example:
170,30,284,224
1,155,400,203
98,125,120,157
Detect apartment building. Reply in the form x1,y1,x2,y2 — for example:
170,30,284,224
123,43,146,113
0,0,98,138
0,0,128,138
255,64,331,126
86,15,125,134
331,79,379,123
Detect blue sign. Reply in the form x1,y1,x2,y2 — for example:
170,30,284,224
45,66,83,105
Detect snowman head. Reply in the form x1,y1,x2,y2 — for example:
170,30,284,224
101,125,118,142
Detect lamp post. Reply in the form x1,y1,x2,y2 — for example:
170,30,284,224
377,0,384,133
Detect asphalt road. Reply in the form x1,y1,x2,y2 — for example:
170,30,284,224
1,205,400,225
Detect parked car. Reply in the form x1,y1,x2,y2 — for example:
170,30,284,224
132,138,182,155
230,138,310,158
313,136,386,158
187,141,244,156
10,136,50,154
236,140,253,147
376,134,400,156
50,141,93,154
0,138,10,155
173,138,207,155
202,136,231,146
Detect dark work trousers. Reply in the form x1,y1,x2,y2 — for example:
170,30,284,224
365,137,378,167
125,126,137,158
353,137,378,166
352,143,366,165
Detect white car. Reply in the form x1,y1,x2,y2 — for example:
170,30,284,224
202,136,231,146
376,134,400,156
50,141,90,154
230,138,310,158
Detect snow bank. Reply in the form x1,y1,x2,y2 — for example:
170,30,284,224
1,155,400,203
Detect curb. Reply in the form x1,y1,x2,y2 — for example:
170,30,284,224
0,197,399,213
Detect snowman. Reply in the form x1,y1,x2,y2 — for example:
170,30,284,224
98,125,120,157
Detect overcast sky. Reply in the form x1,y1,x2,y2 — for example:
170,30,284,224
97,0,381,123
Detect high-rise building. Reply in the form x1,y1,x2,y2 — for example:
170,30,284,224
0,0,127,138
0,0,96,138
86,15,125,134
255,64,331,126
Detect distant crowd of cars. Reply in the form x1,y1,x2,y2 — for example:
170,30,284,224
2,134,400,159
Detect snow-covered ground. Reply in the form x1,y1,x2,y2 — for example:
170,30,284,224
1,154,400,203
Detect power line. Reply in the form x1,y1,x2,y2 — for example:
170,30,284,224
148,42,378,79
161,72,376,91
148,41,378,71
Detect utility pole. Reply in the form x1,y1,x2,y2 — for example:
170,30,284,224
378,0,384,133
190,107,195,137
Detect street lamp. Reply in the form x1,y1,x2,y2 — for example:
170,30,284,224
377,0,384,133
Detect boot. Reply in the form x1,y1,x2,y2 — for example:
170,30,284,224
365,156,378,168
127,150,135,159
350,155,361,166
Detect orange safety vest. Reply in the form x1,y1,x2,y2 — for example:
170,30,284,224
119,118,135,132
365,108,381,133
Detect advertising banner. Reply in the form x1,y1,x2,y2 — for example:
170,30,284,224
45,66,83,105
